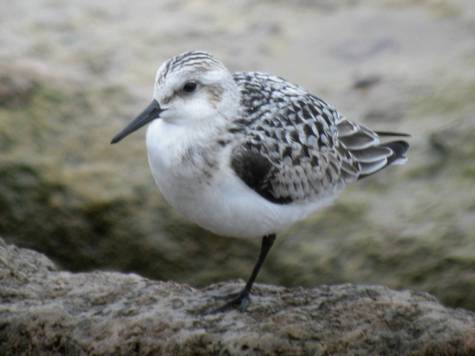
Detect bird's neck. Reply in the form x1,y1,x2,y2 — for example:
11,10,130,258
146,118,228,162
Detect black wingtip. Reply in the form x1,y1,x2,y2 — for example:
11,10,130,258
384,140,410,165
375,130,411,138
357,140,409,180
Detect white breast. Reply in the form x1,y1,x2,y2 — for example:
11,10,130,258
146,119,336,238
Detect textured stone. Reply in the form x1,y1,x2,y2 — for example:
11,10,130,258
1,239,475,355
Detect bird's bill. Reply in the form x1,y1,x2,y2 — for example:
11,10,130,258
110,100,163,144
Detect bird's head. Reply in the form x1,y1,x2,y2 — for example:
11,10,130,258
111,51,239,144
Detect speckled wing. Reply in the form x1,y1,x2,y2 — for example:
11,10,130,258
230,72,409,205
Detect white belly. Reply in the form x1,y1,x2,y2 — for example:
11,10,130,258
146,120,335,238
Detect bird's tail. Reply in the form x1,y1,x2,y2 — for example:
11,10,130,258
336,119,410,180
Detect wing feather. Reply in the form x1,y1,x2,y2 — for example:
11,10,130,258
336,119,409,179
230,72,409,204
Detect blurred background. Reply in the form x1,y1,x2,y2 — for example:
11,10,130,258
1,0,474,310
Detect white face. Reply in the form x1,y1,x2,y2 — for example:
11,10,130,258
110,52,240,144
152,64,239,126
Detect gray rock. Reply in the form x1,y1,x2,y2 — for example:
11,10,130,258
1,239,475,355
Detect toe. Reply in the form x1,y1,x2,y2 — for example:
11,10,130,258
211,290,252,313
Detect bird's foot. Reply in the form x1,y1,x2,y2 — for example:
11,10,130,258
212,289,251,313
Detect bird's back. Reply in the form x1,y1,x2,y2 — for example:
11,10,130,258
229,71,409,205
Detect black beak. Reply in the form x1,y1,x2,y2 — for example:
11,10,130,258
111,100,163,144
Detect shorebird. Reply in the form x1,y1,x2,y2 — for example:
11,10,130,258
111,51,409,312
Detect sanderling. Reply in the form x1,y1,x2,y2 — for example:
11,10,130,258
111,51,409,311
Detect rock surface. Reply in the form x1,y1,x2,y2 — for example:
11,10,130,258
1,239,475,355
1,0,475,311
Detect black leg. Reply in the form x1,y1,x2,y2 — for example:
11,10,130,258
215,234,276,312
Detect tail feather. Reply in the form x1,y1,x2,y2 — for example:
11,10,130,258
383,140,410,165
339,131,379,150
336,119,409,180
350,146,392,163
359,159,388,176
375,130,411,138
357,140,409,179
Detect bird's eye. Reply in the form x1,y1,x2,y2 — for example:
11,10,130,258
182,81,197,93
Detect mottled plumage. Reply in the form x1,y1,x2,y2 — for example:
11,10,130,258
111,51,409,311
229,71,408,205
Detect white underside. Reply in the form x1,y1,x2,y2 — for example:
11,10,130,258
146,119,337,239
